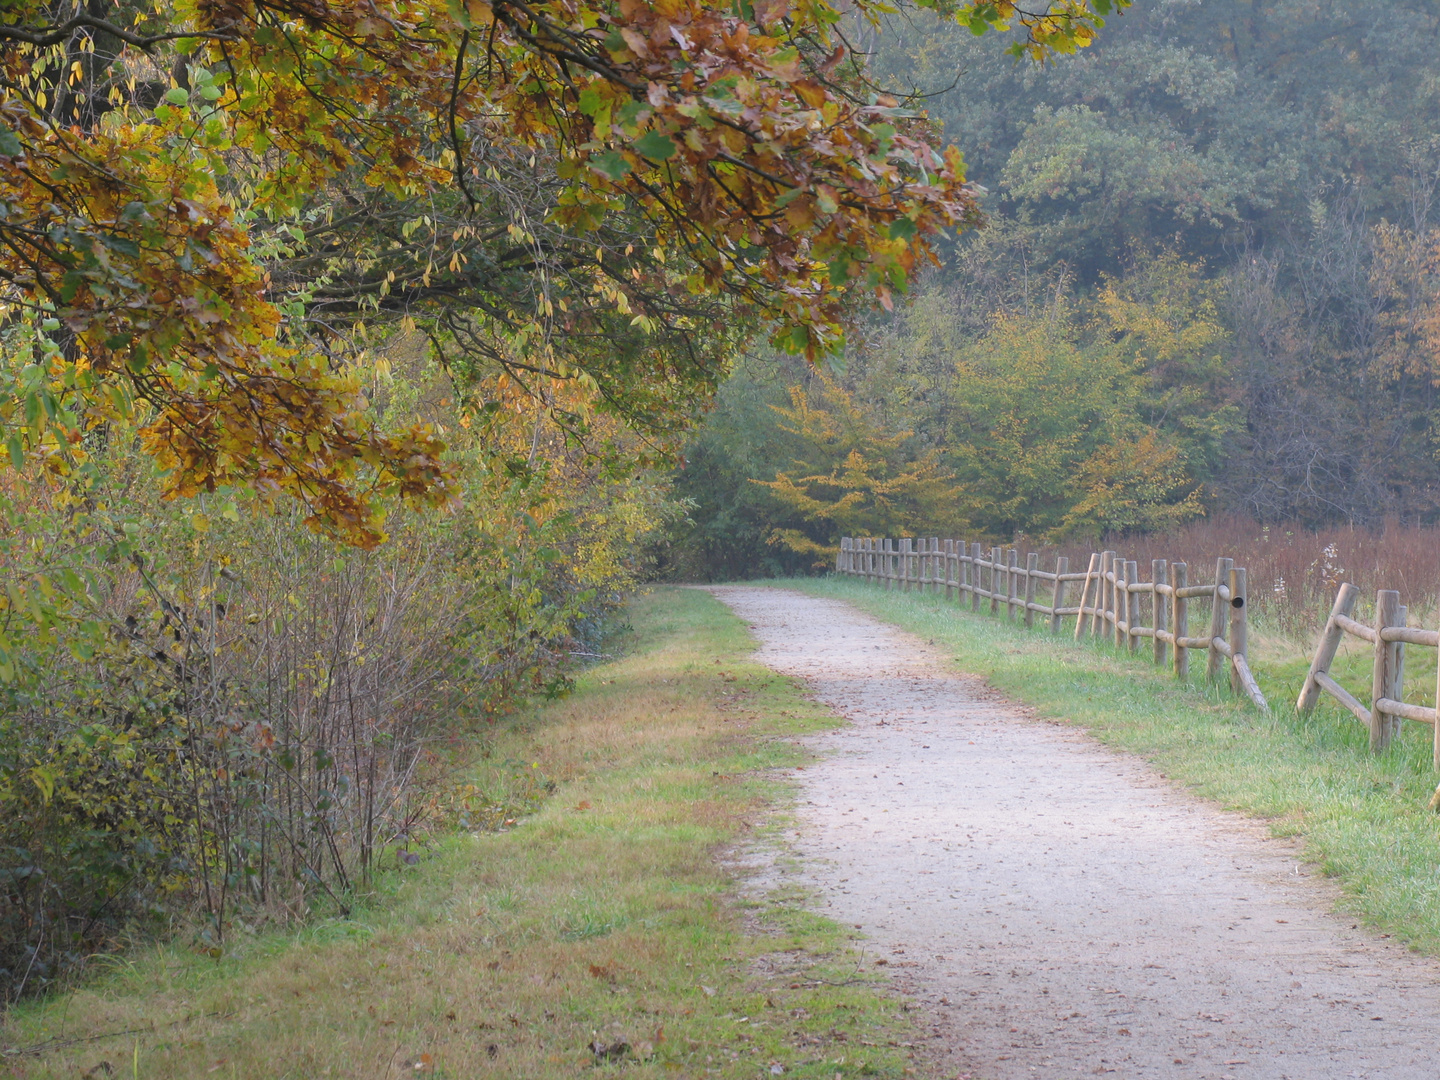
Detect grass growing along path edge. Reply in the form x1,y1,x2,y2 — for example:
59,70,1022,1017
778,576,1440,957
1,587,936,1080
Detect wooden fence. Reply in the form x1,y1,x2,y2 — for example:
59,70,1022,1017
1298,583,1440,767
837,536,1270,714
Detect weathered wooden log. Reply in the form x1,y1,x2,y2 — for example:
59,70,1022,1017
1153,559,1168,667
1127,560,1141,653
1024,552,1038,628
971,543,983,613
1007,548,1019,620
1371,589,1401,752
1206,557,1233,683
1316,671,1370,725
1074,553,1099,642
1297,583,1359,714
1051,556,1070,634
1172,562,1189,680
1228,567,1247,698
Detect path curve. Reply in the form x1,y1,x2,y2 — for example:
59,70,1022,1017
710,586,1440,1080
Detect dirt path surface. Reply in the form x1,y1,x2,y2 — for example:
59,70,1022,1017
709,586,1440,1080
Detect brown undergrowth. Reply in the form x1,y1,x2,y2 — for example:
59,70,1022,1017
0,588,934,1080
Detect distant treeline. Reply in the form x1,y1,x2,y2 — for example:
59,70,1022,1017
660,0,1440,580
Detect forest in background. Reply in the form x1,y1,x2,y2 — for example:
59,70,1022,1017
665,0,1440,579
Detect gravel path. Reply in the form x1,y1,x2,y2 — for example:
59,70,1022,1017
709,586,1440,1080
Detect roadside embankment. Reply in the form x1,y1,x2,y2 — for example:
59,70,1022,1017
2,588,930,1080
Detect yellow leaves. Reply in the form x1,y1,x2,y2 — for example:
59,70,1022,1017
793,80,827,108
0,0,1068,552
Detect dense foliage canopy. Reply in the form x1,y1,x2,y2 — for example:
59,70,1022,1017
668,0,1440,576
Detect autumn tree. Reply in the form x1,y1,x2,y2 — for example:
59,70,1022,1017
757,372,964,564
0,0,1128,548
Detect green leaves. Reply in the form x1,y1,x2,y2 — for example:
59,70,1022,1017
588,150,632,180
633,130,678,161
888,217,918,242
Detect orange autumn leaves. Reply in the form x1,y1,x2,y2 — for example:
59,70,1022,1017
0,0,1122,543
0,91,455,547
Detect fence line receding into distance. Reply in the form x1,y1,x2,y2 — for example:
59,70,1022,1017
836,536,1269,714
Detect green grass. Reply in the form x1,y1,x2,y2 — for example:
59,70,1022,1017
774,576,1440,954
1,587,931,1080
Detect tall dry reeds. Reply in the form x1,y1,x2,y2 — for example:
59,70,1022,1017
1045,514,1440,640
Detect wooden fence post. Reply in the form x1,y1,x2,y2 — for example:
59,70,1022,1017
943,540,954,600
1228,566,1248,696
901,538,912,592
867,538,876,583
1123,561,1134,656
1007,548,1019,620
930,538,940,595
1051,556,1069,634
971,543,983,613
1172,562,1189,680
916,538,927,592
1075,553,1099,641
1371,589,1402,752
1206,557,1233,682
989,546,1001,616
1297,583,1358,713
1111,558,1123,650
1433,601,1440,768
1391,605,1408,748
882,539,892,589
1112,555,1127,649
1024,552,1039,628
1105,551,1119,642
960,541,971,603
1153,559,1168,667
1095,551,1112,640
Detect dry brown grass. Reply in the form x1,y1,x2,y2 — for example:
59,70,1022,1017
1052,514,1440,642
0,588,928,1080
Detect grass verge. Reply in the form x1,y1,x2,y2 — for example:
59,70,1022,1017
774,576,1440,955
1,587,931,1080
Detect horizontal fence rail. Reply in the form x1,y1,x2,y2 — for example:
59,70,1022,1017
837,536,1269,714
1299,582,1440,768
